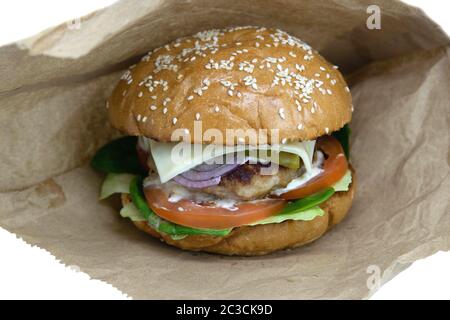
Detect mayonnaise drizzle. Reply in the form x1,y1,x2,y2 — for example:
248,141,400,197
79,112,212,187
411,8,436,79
271,150,324,196
144,174,239,211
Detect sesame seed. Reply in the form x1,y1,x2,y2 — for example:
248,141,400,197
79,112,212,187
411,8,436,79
151,95,157,100
214,106,220,112
163,107,168,114
314,73,320,77
320,66,326,71
142,116,148,122
325,127,329,134
122,90,127,96
311,107,316,114
330,79,337,85
138,92,143,98
150,105,157,110
227,90,233,96
178,207,184,212
289,51,297,58
333,65,339,69
194,88,203,96
327,89,332,95
278,108,286,120
172,117,177,125
345,86,350,92
136,114,142,121
195,113,201,120
295,64,305,72
187,95,194,101
297,124,303,130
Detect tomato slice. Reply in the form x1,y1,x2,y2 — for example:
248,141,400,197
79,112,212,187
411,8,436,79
277,136,348,200
143,187,286,229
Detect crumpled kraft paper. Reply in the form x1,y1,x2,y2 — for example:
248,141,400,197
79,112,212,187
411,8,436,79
0,0,449,299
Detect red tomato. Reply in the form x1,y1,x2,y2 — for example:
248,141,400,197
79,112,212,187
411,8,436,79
143,187,286,229
277,136,348,200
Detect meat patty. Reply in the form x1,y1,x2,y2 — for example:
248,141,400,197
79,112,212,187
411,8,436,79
203,164,300,200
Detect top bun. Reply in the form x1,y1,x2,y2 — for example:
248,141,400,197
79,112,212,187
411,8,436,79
108,26,352,145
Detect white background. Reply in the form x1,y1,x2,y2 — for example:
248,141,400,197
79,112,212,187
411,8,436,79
0,0,448,300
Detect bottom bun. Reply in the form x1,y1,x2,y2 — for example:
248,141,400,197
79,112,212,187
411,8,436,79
122,169,355,256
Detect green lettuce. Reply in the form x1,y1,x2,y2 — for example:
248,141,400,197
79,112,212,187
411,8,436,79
332,124,351,159
248,206,325,226
91,136,146,175
100,173,136,199
333,169,352,192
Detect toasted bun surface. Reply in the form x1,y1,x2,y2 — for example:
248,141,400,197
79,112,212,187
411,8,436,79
121,169,355,256
108,27,352,145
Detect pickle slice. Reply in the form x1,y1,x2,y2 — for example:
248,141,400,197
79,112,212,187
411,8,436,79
245,150,301,169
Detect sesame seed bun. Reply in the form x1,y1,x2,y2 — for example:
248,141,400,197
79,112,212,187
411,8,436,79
108,26,352,145
121,168,355,256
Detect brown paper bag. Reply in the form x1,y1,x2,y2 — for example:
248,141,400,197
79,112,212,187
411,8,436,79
0,0,449,299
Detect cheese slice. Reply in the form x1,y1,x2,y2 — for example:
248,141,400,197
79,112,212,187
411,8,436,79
145,138,316,183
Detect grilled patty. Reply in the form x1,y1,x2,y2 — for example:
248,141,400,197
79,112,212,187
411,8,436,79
203,164,300,200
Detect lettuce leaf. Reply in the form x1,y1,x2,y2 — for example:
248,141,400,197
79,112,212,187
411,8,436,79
332,124,351,159
248,206,325,226
333,169,352,192
91,136,146,175
100,173,136,199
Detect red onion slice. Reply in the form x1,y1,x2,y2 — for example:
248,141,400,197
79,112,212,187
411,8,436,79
181,163,240,181
172,153,248,189
194,162,223,172
173,175,221,189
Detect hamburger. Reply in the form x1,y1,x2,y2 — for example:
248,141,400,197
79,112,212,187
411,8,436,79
92,26,355,256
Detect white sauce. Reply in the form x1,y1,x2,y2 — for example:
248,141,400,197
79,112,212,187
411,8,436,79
144,174,239,211
211,199,239,211
137,136,150,152
271,150,325,196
